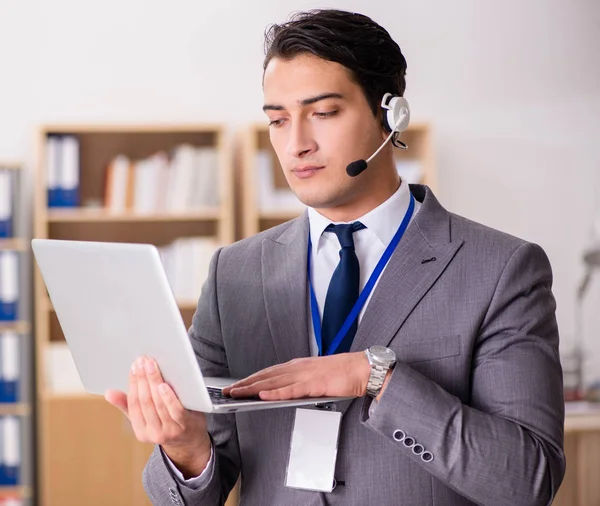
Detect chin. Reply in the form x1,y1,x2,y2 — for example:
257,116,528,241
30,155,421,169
293,189,346,210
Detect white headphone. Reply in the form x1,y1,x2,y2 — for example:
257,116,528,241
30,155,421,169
345,92,411,176
381,92,410,135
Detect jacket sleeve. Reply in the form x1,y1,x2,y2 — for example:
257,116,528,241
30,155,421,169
143,248,241,506
362,242,565,506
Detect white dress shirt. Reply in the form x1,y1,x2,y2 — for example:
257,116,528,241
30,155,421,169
307,180,420,356
168,180,421,487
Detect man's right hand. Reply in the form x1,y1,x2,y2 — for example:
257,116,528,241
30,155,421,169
105,356,212,479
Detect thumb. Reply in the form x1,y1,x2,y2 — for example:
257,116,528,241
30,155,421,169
105,389,129,419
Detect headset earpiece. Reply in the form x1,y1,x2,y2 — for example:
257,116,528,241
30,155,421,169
346,93,411,176
381,93,410,134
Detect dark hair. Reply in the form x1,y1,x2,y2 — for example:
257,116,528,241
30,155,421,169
263,9,407,117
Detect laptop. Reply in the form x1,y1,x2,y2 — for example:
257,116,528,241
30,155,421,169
31,238,349,414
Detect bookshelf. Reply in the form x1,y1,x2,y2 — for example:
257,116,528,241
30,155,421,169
241,122,436,237
0,162,33,506
32,124,235,506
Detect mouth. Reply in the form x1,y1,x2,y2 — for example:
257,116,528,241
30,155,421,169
292,165,324,179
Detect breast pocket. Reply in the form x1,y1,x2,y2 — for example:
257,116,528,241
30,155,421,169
393,335,461,364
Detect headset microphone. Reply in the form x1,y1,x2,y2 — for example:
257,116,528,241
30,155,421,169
346,93,410,178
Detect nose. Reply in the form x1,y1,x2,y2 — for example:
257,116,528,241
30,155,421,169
286,119,317,158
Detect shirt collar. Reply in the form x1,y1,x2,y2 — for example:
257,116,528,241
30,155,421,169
307,180,413,251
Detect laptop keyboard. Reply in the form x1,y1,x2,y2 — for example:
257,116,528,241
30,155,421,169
207,387,262,404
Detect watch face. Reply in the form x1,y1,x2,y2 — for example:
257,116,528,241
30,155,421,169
370,346,397,364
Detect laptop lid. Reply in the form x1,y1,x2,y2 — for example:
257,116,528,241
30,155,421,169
32,238,216,412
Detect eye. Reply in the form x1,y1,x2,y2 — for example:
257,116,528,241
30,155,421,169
268,118,286,128
314,111,338,119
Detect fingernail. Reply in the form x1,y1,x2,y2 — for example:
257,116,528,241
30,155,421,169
145,359,155,374
131,362,137,374
137,357,145,370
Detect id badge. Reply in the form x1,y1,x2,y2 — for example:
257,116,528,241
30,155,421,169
285,405,342,493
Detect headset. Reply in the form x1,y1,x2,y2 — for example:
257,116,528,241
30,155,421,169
346,92,410,177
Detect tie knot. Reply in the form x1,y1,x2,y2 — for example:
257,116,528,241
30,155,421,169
325,221,365,249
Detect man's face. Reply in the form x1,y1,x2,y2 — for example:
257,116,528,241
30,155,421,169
262,54,387,212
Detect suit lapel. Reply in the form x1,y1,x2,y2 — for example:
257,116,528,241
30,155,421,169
349,234,463,354
262,214,311,363
339,185,464,416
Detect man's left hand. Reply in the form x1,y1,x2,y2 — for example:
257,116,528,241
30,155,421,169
222,352,372,400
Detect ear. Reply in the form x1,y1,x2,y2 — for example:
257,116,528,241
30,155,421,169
377,111,390,141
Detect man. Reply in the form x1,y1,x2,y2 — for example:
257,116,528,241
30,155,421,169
106,9,565,506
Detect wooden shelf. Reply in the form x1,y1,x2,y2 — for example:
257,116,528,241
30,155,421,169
42,123,224,134
0,238,27,251
0,321,30,334
0,486,31,498
35,123,234,506
0,162,23,171
44,296,197,312
0,403,31,416
43,392,96,402
47,208,221,223
564,404,600,433
177,300,199,310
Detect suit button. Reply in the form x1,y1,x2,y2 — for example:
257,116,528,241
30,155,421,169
403,437,415,448
421,451,434,462
393,430,405,442
412,444,424,455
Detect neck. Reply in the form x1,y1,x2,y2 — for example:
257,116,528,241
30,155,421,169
316,175,402,223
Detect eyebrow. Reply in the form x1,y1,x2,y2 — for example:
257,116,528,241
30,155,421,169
262,93,345,112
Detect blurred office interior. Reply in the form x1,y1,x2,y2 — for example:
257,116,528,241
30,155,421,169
0,1,599,505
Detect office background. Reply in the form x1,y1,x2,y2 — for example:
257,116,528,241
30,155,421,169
0,0,599,505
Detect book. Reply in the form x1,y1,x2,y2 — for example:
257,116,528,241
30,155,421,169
158,237,219,302
104,155,130,212
103,145,220,214
0,252,18,321
0,416,20,486
45,343,85,394
46,135,80,208
0,169,13,238
0,331,19,403
59,136,80,207
46,135,61,207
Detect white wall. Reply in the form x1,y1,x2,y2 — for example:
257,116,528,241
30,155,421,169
1,0,599,382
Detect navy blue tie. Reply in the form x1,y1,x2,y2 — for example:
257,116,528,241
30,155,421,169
321,221,366,355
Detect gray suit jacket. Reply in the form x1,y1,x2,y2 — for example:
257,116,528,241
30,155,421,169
143,185,565,506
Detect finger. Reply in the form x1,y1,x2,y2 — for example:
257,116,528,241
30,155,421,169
229,373,298,398
128,360,147,431
144,358,174,426
223,360,306,393
105,389,129,419
259,382,308,401
136,357,164,429
157,382,187,428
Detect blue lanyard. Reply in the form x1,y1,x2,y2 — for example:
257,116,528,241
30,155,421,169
308,192,415,356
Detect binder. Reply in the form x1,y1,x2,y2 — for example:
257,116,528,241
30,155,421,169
0,169,12,238
0,332,19,403
47,135,80,207
0,416,20,486
59,135,80,207
0,252,18,321
46,135,62,207
0,417,4,485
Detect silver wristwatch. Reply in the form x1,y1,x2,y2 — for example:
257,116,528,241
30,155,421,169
364,346,397,397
